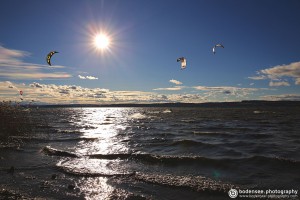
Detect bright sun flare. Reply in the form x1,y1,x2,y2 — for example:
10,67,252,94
94,34,110,50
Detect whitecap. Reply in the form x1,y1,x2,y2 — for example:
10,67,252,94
129,113,147,119
162,109,172,113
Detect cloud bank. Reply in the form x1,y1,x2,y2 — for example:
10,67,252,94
0,81,297,104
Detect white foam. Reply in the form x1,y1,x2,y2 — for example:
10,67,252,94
253,110,264,114
129,113,147,119
162,109,172,113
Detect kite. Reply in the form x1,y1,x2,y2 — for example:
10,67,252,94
46,51,59,66
212,44,224,54
19,90,23,101
177,57,187,70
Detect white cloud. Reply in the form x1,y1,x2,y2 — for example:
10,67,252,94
296,78,300,85
248,75,267,80
169,79,182,85
78,75,98,80
168,94,207,103
0,45,30,62
153,79,184,91
261,94,300,101
249,61,300,85
1,81,292,104
78,75,86,79
30,82,43,88
193,86,259,92
193,85,269,101
261,62,300,79
86,76,98,80
269,81,290,87
0,45,71,80
0,81,203,104
1,81,110,104
153,86,184,91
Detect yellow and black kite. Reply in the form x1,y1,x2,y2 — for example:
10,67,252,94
46,51,59,66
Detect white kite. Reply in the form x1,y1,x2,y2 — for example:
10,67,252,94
212,44,224,54
177,57,187,70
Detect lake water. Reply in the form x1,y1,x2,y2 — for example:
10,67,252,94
0,104,299,199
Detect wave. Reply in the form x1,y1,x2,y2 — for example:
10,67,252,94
180,119,197,123
8,136,98,143
192,131,234,138
43,146,300,168
243,155,300,166
55,129,82,134
56,157,236,194
162,109,172,113
0,188,26,199
241,133,273,139
90,154,300,169
42,146,78,158
253,110,265,114
129,113,147,119
57,165,134,178
89,153,214,165
44,148,219,166
147,109,172,114
55,165,236,194
100,122,113,125
134,173,235,193
170,139,217,148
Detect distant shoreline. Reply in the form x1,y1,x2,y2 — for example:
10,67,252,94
30,101,300,108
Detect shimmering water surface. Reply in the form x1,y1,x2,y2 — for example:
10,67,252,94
0,105,299,199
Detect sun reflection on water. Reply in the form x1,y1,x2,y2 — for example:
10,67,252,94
56,108,136,198
82,108,131,153
77,177,114,200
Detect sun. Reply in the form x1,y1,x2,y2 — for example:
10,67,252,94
94,34,110,50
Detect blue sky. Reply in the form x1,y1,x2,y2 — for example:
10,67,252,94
1,0,300,104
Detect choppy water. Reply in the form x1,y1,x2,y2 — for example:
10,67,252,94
1,104,300,199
